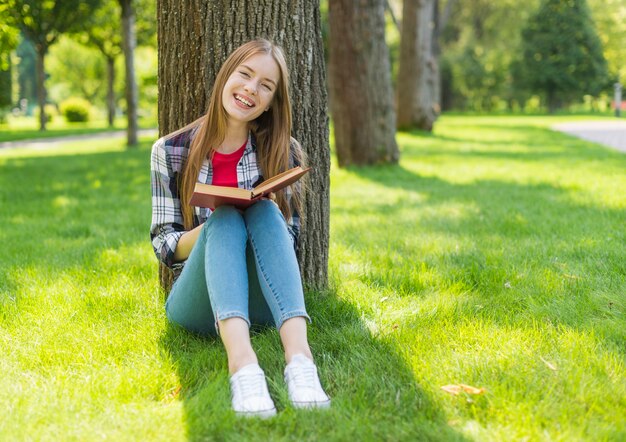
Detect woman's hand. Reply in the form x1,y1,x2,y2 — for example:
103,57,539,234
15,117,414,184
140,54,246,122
264,192,279,207
173,222,204,262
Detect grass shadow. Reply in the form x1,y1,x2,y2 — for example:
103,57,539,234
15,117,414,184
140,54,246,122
158,287,469,441
0,141,154,311
334,148,625,349
0,138,465,439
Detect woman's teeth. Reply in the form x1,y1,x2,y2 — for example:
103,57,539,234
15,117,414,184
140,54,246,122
235,95,253,107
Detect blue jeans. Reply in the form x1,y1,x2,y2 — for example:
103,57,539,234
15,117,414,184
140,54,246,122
165,200,310,336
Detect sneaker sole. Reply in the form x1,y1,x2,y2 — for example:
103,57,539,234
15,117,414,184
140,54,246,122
292,399,331,409
235,407,277,419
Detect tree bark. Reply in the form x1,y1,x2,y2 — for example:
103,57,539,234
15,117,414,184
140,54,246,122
396,0,440,131
0,58,12,109
35,45,47,131
120,0,138,146
328,0,399,167
157,0,330,290
106,56,116,127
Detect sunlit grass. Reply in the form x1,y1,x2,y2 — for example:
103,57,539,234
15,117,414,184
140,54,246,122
0,116,157,143
1,116,625,441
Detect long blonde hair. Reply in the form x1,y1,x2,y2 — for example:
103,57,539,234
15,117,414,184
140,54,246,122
170,39,305,230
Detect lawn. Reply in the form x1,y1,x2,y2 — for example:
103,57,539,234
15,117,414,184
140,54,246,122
0,115,624,441
0,116,157,143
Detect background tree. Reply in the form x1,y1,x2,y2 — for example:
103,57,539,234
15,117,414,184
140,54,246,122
47,37,107,107
2,0,102,130
119,0,138,146
157,0,331,289
434,0,621,112
587,0,626,83
15,36,37,110
0,5,18,114
396,0,447,131
515,0,608,112
328,0,399,166
75,0,155,128
80,0,123,127
439,0,540,111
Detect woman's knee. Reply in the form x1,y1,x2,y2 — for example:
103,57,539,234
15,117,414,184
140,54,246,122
204,206,247,240
210,205,245,224
244,199,283,226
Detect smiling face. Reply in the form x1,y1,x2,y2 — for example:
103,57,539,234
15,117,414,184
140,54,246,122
221,52,281,126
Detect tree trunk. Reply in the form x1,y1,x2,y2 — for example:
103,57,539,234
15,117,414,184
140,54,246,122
0,58,11,109
396,0,440,131
35,45,47,131
106,56,116,127
157,0,330,290
120,0,138,146
328,0,398,167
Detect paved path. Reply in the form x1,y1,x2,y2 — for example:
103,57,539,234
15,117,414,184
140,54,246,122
552,120,626,153
0,128,158,150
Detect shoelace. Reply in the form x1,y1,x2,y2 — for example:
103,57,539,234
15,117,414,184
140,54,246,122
232,371,267,399
288,363,319,390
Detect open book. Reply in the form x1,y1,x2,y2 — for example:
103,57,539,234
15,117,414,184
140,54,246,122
189,166,310,209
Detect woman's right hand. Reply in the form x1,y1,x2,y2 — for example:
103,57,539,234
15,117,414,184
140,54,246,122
173,222,204,262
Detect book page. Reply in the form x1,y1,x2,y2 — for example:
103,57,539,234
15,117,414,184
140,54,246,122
252,166,310,197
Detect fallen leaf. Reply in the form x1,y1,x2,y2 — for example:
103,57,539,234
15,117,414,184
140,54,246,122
539,356,558,371
380,296,389,303
458,384,486,395
441,384,486,395
441,385,463,395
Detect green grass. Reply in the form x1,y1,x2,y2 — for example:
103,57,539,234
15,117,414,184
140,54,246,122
0,116,157,142
1,116,625,441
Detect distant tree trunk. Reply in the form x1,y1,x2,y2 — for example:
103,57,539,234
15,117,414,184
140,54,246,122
106,56,116,127
437,0,456,111
432,0,441,114
157,0,330,290
328,0,399,167
0,61,11,109
120,0,138,146
440,58,454,111
6,0,102,130
397,0,439,131
34,45,47,131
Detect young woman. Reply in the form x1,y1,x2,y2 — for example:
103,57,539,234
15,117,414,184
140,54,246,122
150,39,330,418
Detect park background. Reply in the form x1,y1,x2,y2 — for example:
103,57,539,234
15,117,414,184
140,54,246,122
1,0,625,441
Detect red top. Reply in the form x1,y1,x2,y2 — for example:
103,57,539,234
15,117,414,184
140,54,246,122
211,141,246,187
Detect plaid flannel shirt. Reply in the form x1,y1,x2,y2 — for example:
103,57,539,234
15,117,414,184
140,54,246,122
150,127,301,280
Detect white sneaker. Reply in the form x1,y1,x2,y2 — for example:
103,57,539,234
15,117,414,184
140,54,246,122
284,354,331,409
229,363,277,418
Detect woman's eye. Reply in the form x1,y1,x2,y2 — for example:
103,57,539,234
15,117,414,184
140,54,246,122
262,84,272,91
239,71,250,78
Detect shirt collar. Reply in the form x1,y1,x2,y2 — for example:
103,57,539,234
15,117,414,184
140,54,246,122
246,131,258,155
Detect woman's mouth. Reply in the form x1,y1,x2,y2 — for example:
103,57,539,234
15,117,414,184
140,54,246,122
234,94,255,108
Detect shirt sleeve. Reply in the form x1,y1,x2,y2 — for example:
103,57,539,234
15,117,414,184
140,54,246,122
150,138,185,268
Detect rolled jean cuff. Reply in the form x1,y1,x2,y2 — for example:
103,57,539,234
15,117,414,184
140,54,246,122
216,311,251,334
275,311,311,331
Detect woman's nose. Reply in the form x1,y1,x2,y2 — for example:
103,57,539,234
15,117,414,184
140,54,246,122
244,81,257,95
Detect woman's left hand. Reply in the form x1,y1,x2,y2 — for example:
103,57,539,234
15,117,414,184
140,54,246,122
263,192,278,206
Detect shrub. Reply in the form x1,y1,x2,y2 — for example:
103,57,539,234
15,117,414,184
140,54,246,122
60,98,91,122
0,107,8,124
34,104,58,124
